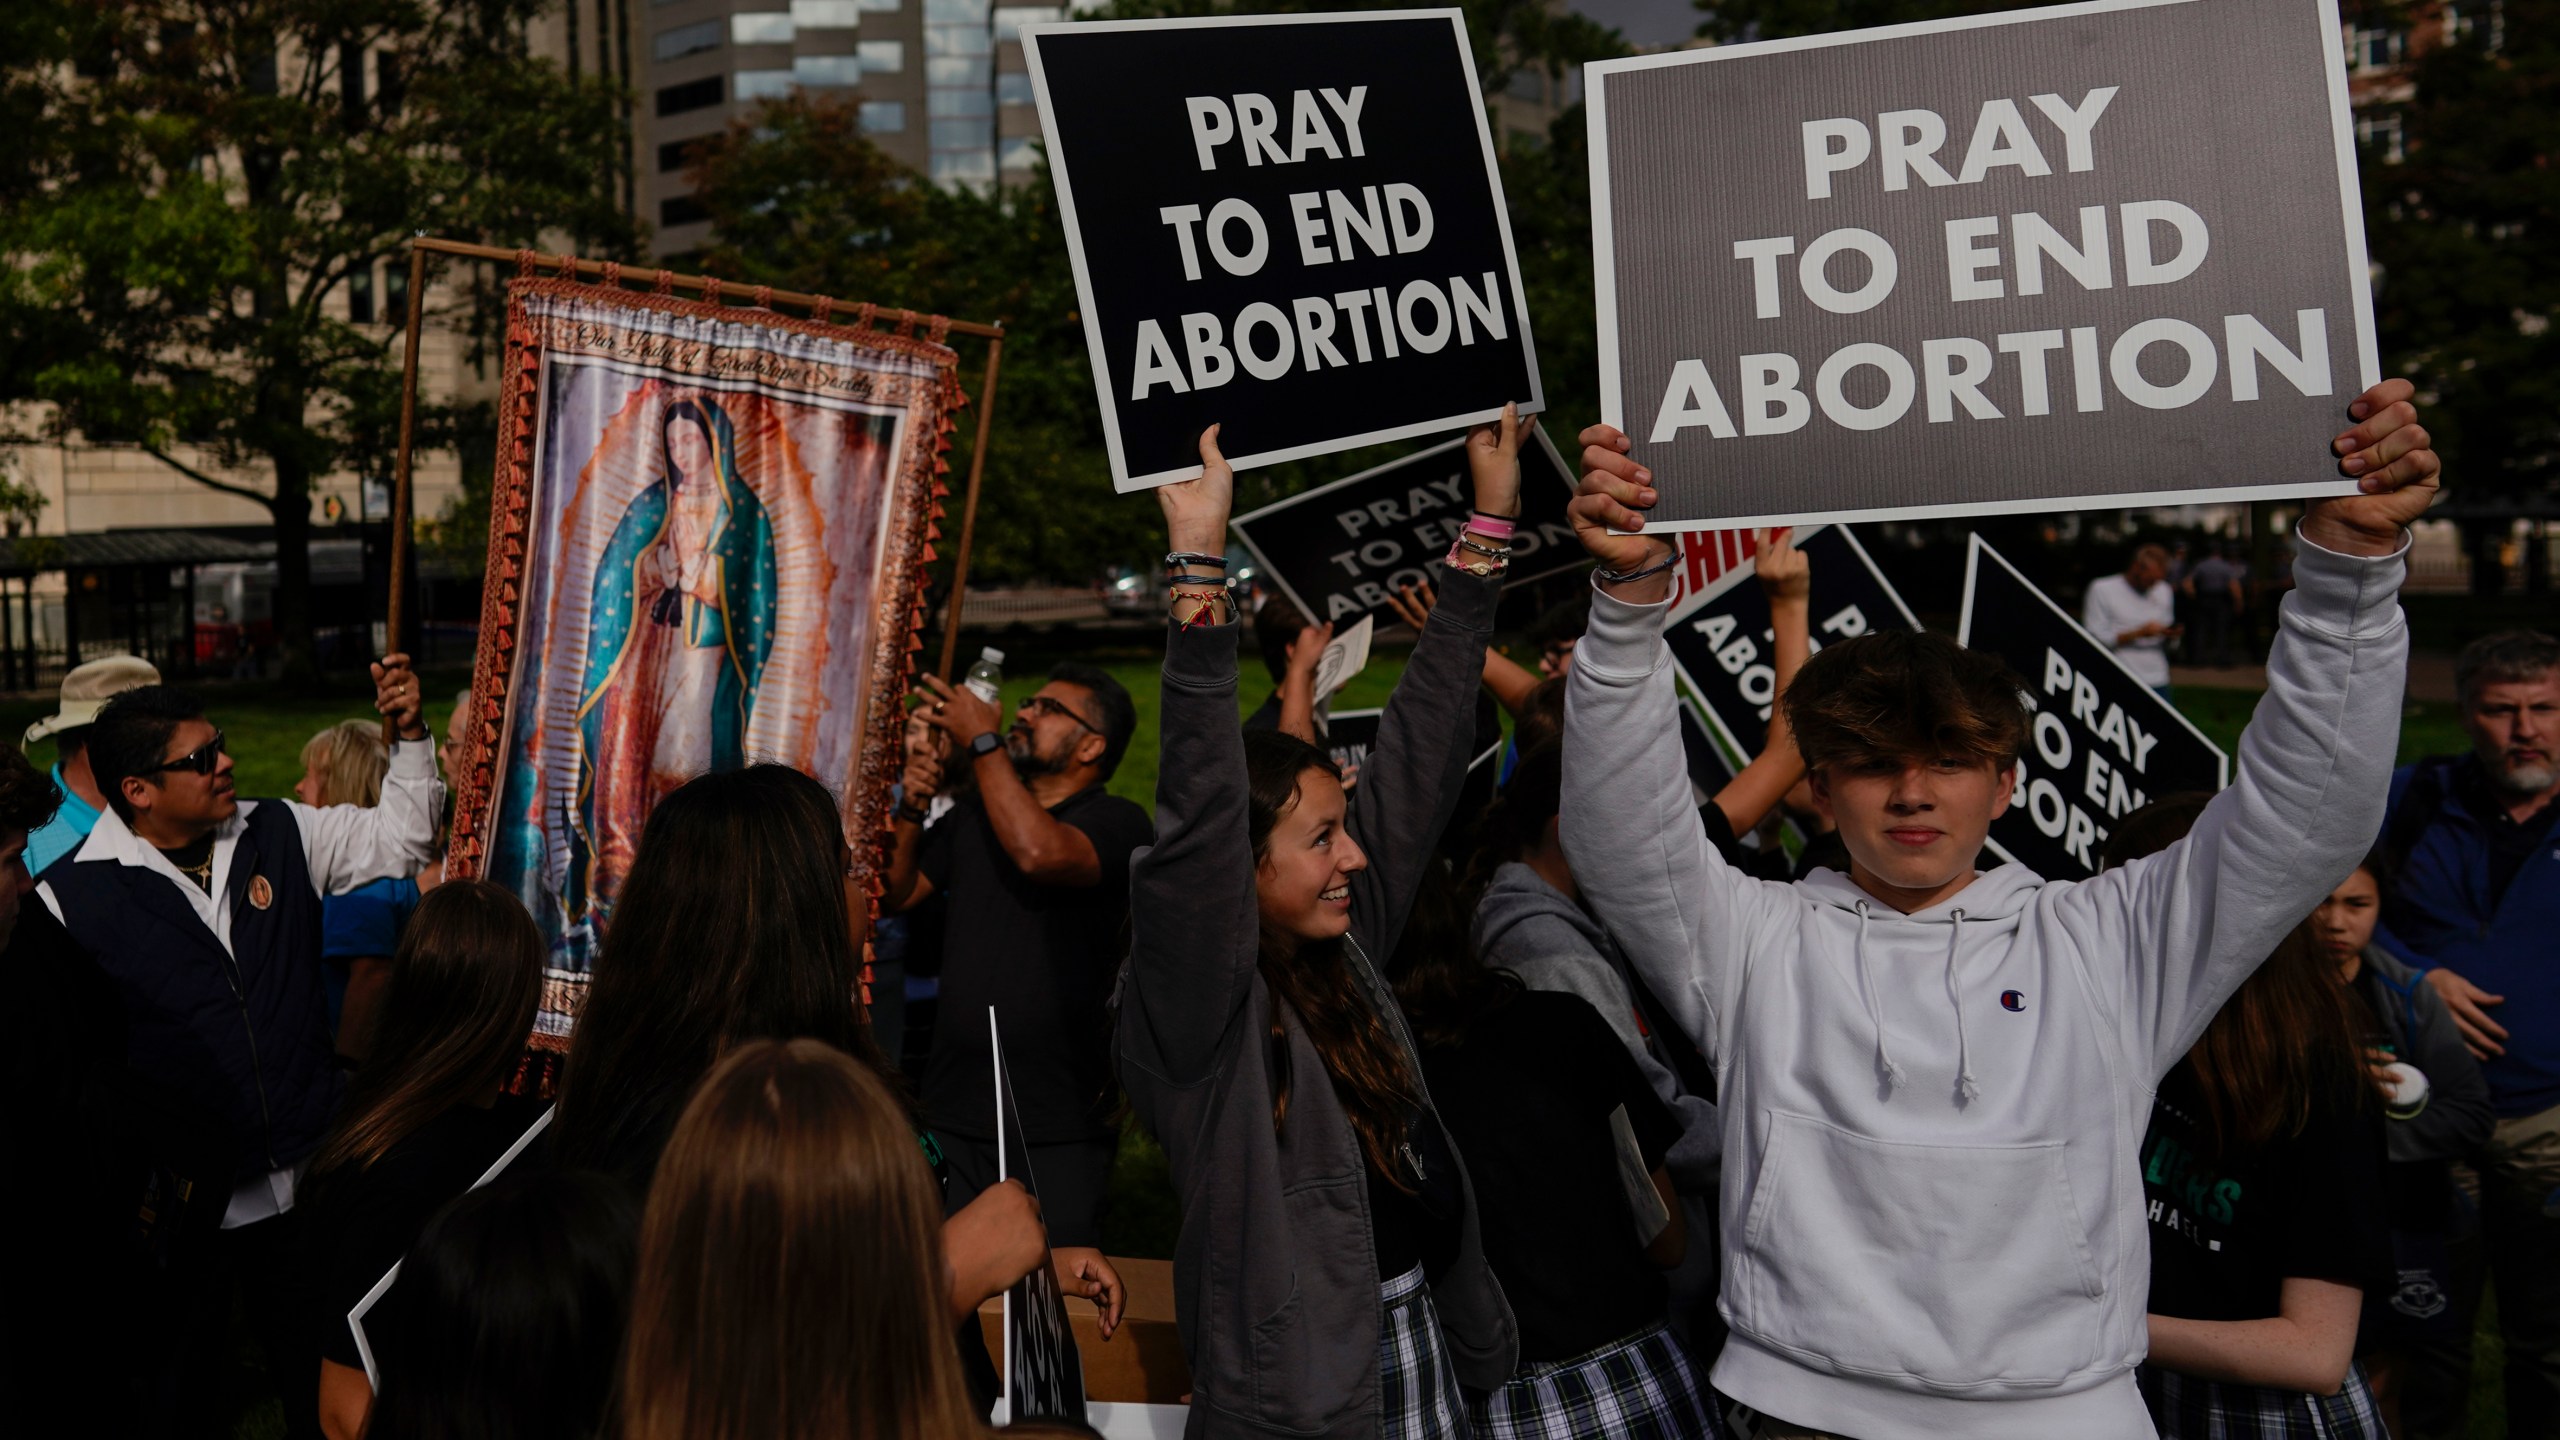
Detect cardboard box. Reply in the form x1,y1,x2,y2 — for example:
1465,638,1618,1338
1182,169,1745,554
977,1255,1192,1406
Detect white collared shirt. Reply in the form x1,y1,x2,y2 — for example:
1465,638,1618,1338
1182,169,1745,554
40,739,446,1225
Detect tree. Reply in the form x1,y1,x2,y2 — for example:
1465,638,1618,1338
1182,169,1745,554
2354,0,2560,589
0,1,637,675
1692,0,2044,43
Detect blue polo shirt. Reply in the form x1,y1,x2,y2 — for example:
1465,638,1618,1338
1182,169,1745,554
27,765,101,876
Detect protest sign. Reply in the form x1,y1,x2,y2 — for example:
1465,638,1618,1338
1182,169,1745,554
992,1011,1089,1425
1321,706,1499,790
1958,534,2229,878
1023,9,1542,490
1662,526,1921,761
1585,0,2375,530
1231,426,1581,631
1310,614,1374,714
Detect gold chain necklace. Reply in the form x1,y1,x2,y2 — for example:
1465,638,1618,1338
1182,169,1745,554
171,851,214,887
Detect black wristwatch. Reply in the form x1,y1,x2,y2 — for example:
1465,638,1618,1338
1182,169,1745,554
969,731,1004,761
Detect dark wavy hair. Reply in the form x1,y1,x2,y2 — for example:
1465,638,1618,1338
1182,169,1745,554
1783,629,2029,772
1243,728,1419,1189
554,764,896,1192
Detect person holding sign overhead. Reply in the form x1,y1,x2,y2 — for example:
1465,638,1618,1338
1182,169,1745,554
1556,378,2437,1440
1119,406,1531,1439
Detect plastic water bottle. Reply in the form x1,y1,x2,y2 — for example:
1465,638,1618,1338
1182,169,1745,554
964,646,1005,708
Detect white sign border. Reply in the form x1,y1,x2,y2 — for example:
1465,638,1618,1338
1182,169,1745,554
1023,8,1547,492
1582,0,2379,533
1954,531,2233,872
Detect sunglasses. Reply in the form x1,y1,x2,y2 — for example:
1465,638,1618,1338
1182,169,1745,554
145,730,227,777
1019,694,1099,735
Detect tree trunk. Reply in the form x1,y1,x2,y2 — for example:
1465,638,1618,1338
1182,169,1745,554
270,449,317,682
2464,519,2508,599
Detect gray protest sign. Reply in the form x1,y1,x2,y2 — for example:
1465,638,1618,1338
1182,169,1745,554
1586,0,2375,530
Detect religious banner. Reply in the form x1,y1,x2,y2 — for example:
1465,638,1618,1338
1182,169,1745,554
1229,425,1583,633
1662,525,1922,763
1958,533,2228,878
1585,0,2374,530
1023,8,1542,489
448,279,961,1056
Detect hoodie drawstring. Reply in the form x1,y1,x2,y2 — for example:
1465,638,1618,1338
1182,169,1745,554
1852,902,1905,1091
1944,910,1978,1103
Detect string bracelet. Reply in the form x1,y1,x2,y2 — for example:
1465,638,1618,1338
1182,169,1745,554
1593,546,1679,588
1164,551,1227,571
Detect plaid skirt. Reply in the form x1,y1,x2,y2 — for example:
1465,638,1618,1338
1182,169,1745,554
2137,1360,2388,1439
1466,1322,1723,1440
1379,1265,1470,1440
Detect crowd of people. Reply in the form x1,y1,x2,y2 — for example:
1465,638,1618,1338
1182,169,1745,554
1,376,2553,1440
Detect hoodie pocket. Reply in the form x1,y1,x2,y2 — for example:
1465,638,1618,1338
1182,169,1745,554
1734,1111,2106,1391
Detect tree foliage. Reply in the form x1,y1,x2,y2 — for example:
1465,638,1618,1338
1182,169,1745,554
0,0,636,673
2356,0,2560,517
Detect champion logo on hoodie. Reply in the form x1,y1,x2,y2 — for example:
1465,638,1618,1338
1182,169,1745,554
2000,989,2027,1012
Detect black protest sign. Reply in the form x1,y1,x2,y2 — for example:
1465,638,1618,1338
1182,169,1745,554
1023,10,1542,490
1662,525,1920,762
1322,706,1499,791
991,1013,1087,1425
1958,534,2229,879
1230,426,1580,632
1585,0,2374,530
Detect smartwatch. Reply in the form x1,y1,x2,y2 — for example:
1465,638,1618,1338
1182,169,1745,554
969,731,1005,761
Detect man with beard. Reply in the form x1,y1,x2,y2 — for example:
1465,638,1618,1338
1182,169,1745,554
2377,629,2560,1433
888,661,1149,1246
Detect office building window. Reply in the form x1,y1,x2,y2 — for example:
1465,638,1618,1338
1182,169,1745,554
859,40,905,72
930,88,992,118
861,101,908,132
655,19,724,60
859,0,902,9
657,76,724,115
993,6,1063,41
658,137,713,173
736,69,795,99
661,194,711,227
791,0,862,26
996,71,1034,106
732,12,795,44
931,149,996,185
347,267,375,325
998,135,1041,171
795,53,861,86
930,55,991,86
2356,112,2405,164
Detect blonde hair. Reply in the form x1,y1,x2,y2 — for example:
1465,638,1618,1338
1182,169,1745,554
300,718,389,808
622,1039,984,1440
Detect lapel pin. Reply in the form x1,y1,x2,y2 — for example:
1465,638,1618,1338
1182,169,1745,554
249,876,273,911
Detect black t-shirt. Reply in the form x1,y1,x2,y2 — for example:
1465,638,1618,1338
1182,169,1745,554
301,1093,548,1367
919,787,1153,1142
1419,989,1683,1361
2453,757,2559,909
2140,1058,2390,1322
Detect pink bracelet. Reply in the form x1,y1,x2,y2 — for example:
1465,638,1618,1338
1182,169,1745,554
1465,513,1516,542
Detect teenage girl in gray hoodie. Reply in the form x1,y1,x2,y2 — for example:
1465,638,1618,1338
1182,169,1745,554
1555,378,2440,1439
1117,416,1527,1439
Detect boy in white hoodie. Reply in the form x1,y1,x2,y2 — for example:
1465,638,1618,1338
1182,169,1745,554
1556,378,2439,1440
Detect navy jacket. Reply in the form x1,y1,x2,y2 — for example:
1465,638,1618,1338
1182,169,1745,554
44,802,341,1186
2381,756,2560,1118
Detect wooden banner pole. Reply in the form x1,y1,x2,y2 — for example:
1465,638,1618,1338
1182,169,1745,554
384,241,429,742
937,334,1004,683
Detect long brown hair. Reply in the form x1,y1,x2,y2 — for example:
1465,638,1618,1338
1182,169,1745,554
2187,923,2371,1155
2101,793,2369,1156
307,880,543,1177
1244,728,1418,1188
555,765,896,1192
621,1038,981,1440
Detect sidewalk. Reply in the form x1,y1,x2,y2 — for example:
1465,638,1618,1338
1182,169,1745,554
2171,650,2456,703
